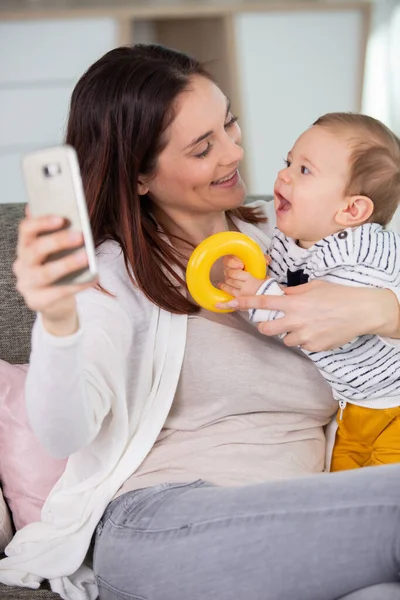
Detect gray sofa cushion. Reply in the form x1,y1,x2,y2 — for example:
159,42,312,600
0,204,35,365
0,581,60,599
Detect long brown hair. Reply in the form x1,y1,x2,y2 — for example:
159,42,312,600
66,44,265,313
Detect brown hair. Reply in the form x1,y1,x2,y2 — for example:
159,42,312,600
313,112,400,226
66,44,265,314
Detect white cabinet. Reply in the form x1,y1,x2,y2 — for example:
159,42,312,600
234,9,367,195
0,19,117,204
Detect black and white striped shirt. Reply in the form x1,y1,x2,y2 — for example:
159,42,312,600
251,223,400,408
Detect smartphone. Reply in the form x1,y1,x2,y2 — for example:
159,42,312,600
21,145,97,286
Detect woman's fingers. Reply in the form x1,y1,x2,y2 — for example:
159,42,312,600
216,293,288,311
17,215,65,252
218,282,239,297
15,248,89,291
215,279,397,352
20,279,97,314
19,228,84,267
14,213,97,332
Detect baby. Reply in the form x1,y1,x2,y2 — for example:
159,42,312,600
222,112,400,471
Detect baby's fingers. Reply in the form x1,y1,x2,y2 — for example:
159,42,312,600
224,268,250,281
223,255,244,270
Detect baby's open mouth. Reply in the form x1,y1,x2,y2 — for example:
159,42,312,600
276,191,291,211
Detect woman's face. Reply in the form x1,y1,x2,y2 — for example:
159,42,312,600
141,75,246,216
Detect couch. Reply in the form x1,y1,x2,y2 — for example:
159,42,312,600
1,202,400,600
0,203,60,599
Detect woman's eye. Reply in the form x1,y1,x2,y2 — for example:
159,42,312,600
194,115,239,158
301,165,311,174
224,115,239,129
195,142,212,159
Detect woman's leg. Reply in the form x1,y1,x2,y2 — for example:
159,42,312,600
93,465,400,600
339,583,400,600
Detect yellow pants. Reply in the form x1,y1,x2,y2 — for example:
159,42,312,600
330,402,400,472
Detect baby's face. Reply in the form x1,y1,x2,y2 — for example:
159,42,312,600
274,125,352,247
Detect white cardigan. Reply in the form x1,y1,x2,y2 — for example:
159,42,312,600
0,203,274,600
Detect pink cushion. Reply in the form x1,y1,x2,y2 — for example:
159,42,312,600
0,487,13,552
0,360,67,529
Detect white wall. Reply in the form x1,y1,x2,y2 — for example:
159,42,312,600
0,10,368,207
234,9,365,196
362,0,400,232
0,19,117,204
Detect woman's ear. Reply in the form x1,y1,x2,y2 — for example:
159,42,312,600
335,195,374,228
137,178,149,196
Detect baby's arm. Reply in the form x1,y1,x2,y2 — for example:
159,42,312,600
219,256,285,323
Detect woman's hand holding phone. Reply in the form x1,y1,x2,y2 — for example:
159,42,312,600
13,209,97,336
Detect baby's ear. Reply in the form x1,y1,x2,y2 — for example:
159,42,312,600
335,195,374,228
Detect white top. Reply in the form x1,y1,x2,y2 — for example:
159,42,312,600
116,307,334,496
251,224,400,408
0,202,275,600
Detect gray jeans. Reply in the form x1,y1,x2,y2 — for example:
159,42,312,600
93,465,400,600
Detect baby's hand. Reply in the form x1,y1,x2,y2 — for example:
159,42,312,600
218,255,268,298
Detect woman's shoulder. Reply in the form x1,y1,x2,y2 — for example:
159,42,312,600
80,240,152,316
234,199,275,250
245,197,271,215
247,198,275,229
96,239,124,262
95,240,136,287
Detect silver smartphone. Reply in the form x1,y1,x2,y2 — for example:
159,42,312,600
21,145,98,285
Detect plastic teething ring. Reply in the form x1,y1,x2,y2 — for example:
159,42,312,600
186,231,266,313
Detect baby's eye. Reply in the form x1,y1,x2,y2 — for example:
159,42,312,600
284,159,291,168
301,165,311,175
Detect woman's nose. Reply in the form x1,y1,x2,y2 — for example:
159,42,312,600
222,135,244,166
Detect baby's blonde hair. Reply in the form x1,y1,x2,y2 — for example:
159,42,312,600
313,113,400,226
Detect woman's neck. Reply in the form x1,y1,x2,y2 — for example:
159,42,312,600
153,207,234,253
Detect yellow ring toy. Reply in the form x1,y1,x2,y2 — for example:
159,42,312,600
186,231,266,313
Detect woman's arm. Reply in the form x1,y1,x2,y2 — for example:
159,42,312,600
15,213,135,459
26,292,133,459
220,281,400,352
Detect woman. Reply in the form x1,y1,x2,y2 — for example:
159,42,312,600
3,45,400,600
